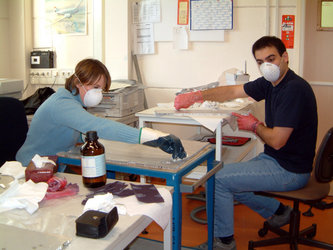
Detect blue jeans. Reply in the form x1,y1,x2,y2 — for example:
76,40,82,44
214,152,310,237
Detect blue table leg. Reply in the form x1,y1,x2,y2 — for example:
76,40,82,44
167,174,182,249
106,171,116,179
207,157,217,250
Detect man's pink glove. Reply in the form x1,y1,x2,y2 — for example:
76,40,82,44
232,112,263,134
174,91,204,110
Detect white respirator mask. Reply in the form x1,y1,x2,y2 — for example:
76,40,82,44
75,73,103,107
83,87,103,107
259,62,281,82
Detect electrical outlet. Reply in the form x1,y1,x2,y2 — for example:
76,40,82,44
59,69,74,78
30,69,59,85
51,69,58,77
30,68,74,85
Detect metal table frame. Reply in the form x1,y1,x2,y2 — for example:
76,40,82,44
57,144,220,250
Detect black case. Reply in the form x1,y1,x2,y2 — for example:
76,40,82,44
75,207,119,239
30,51,54,68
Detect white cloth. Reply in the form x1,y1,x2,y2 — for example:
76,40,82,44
0,179,48,214
189,114,229,132
32,154,56,168
83,193,127,215
0,161,25,179
84,193,115,213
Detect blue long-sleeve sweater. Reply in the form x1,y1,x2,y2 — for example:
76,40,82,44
16,88,140,166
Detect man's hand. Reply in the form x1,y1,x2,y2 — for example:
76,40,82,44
174,91,203,110
140,128,187,159
232,112,263,133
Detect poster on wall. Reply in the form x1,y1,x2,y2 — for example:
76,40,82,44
45,0,87,35
281,15,295,49
190,0,233,30
177,0,189,25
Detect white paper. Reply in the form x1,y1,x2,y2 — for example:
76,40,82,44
186,165,207,179
109,82,132,91
173,26,188,50
133,23,155,55
186,171,205,180
132,0,161,24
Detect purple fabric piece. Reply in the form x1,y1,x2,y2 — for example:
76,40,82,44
130,183,164,203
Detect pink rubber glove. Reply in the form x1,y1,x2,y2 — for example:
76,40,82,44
174,91,204,110
232,112,263,133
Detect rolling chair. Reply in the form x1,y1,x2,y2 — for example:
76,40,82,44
248,127,333,249
0,97,28,167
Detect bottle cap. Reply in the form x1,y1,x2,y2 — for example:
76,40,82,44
86,131,98,141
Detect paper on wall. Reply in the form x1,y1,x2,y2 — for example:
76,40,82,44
173,26,188,50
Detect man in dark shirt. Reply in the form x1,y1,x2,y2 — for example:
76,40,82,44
174,36,318,249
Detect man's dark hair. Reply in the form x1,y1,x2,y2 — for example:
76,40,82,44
252,36,286,57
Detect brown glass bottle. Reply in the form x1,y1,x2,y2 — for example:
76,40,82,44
80,131,106,188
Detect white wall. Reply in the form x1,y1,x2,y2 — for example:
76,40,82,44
0,0,28,80
104,0,132,80
0,0,31,100
0,0,10,77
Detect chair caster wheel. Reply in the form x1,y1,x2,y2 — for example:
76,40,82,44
306,231,316,239
248,241,255,250
258,227,268,237
306,224,317,239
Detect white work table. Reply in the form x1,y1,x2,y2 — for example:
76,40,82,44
135,106,257,162
0,172,173,250
136,107,229,161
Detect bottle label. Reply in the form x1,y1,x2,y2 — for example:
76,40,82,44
81,154,106,177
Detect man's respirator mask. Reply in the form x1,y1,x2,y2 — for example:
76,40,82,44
260,62,280,82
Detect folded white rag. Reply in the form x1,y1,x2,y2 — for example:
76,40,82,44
0,161,26,179
83,193,127,215
0,179,48,214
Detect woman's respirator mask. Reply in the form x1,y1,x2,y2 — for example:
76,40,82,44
259,62,280,82
83,88,103,107
75,73,103,107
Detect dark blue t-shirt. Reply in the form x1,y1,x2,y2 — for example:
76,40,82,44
244,69,318,173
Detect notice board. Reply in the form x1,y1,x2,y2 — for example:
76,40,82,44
153,0,232,42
